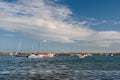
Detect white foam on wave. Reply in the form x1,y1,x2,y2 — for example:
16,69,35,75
0,71,10,74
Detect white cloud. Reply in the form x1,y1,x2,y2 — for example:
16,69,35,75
0,0,120,47
93,31,120,47
113,21,120,25
0,0,92,42
98,31,120,40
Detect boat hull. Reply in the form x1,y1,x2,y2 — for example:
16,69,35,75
28,53,54,58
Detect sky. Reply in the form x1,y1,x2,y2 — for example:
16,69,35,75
0,0,120,52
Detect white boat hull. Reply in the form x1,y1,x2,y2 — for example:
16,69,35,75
28,54,54,58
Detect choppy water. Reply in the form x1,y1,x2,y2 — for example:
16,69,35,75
0,54,120,80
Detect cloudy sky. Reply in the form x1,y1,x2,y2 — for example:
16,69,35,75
0,0,120,52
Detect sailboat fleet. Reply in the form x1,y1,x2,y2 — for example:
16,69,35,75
9,40,116,59
27,41,55,58
10,40,55,58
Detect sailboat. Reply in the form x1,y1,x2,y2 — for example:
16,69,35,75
110,53,114,56
76,53,92,58
28,52,54,58
11,40,28,57
28,42,54,58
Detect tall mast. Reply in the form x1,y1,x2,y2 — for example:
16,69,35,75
16,40,21,54
38,41,42,53
31,44,33,52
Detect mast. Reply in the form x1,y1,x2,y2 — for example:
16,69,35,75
16,40,21,54
31,44,33,53
38,41,42,53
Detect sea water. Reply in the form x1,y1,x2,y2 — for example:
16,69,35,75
0,54,120,80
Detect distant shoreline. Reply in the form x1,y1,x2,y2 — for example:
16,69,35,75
0,51,120,55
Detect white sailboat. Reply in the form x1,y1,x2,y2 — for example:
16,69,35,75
28,41,54,58
76,53,92,58
110,54,114,56
28,52,54,58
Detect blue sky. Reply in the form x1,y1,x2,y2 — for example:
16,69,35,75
0,0,120,52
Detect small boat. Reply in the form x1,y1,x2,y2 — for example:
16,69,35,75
9,52,14,56
14,52,29,57
110,54,114,56
76,53,92,58
10,52,29,57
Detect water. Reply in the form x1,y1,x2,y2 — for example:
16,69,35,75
0,54,120,80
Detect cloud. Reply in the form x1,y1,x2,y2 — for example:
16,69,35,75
93,31,120,47
98,31,120,40
113,21,120,25
0,0,92,42
0,0,120,47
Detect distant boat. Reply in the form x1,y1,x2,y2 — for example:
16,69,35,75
76,53,92,58
77,54,86,58
14,52,29,57
9,52,14,56
105,54,109,56
28,52,54,58
27,42,54,58
11,40,28,57
110,54,114,56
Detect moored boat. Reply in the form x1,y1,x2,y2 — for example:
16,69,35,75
10,52,29,57
76,53,92,58
27,52,55,58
